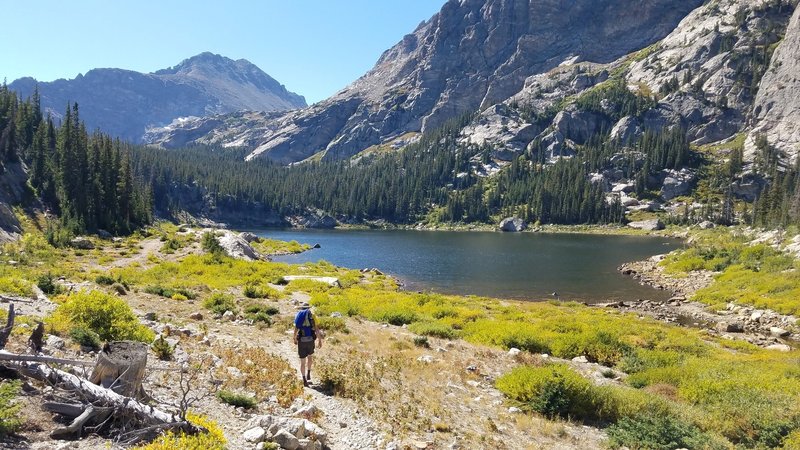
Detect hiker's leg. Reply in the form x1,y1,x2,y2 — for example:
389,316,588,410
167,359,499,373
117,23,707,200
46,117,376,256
299,356,306,377
307,355,313,378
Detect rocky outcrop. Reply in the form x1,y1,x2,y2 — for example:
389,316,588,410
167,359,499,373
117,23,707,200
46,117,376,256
627,219,665,231
10,52,306,143
659,168,696,201
610,116,643,144
499,217,526,232
215,231,264,261
149,0,704,163
287,210,337,229
627,0,795,144
749,4,800,161
0,162,30,243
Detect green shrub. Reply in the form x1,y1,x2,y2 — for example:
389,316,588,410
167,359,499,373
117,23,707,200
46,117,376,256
413,336,430,348
152,335,174,361
316,316,349,334
243,283,279,299
95,275,115,285
216,390,257,409
607,411,712,450
69,326,102,349
144,285,196,300
111,282,127,295
48,290,154,343
408,321,457,339
0,380,22,437
495,364,594,420
373,307,417,326
242,302,277,325
201,232,225,257
204,292,237,315
37,273,64,295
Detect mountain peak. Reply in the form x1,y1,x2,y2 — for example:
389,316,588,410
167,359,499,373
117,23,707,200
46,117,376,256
154,52,252,76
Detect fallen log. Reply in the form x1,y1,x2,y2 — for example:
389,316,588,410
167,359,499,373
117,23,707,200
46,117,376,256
24,360,195,432
0,350,94,366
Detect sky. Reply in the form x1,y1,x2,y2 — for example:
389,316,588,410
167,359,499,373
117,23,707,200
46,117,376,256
1,0,446,105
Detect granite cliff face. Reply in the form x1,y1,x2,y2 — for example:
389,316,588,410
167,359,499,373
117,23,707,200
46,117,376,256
749,4,800,159
147,0,705,163
9,52,306,143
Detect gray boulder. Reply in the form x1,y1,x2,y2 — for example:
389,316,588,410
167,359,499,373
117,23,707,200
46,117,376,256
659,168,696,201
272,429,300,450
552,108,609,145
69,237,95,250
499,217,527,232
217,230,263,260
240,232,260,243
609,116,642,144
730,173,767,202
627,219,664,231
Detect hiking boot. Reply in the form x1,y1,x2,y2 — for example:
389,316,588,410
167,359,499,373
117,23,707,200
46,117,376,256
306,370,312,384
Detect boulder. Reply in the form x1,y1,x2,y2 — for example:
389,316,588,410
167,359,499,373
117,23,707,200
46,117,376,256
499,217,526,232
69,237,95,250
765,343,792,352
627,219,665,231
730,173,767,202
217,230,263,261
189,312,204,320
770,327,791,338
222,310,235,322
508,348,521,356
243,426,267,443
698,221,716,230
552,108,609,145
46,335,65,350
240,232,260,243
272,429,300,450
659,169,695,201
96,229,113,240
609,116,642,144
716,321,744,333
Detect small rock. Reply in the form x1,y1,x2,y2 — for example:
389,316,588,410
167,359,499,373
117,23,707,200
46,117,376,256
770,327,791,337
750,311,764,322
466,365,478,372
293,405,318,418
312,243,321,249
508,406,522,414
330,312,343,318
572,356,588,363
716,321,744,333
69,237,94,250
256,443,266,450
144,312,157,321
189,312,204,320
272,429,300,450
698,220,716,229
417,355,434,364
339,421,348,428
508,348,521,356
412,440,430,449
243,426,266,443
227,366,242,378
46,335,65,350
222,310,235,322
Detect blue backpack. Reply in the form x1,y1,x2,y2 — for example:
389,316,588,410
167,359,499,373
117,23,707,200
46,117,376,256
294,309,316,339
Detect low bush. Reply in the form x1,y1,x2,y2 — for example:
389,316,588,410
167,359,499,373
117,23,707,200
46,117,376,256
69,326,102,349
242,302,278,325
37,273,64,295
0,275,33,297
317,355,382,399
95,275,115,285
144,285,196,300
413,336,430,348
496,364,594,420
408,321,457,339
0,380,22,437
152,335,174,361
216,390,257,409
135,412,226,450
204,292,237,315
216,347,302,407
316,316,349,334
48,290,154,343
243,283,279,299
607,411,713,450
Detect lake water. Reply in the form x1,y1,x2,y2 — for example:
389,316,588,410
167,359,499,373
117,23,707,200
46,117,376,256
249,229,680,303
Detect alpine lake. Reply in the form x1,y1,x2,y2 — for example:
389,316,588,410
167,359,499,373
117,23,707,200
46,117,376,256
248,229,681,303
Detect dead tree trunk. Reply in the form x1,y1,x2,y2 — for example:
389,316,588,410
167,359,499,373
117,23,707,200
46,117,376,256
89,341,148,399
0,302,14,350
28,321,44,354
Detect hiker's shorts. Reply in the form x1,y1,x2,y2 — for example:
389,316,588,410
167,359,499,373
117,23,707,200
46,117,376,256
298,338,315,358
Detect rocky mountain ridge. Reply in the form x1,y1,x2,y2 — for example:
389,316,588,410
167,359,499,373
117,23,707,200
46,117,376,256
145,0,800,170
145,0,706,163
9,52,306,143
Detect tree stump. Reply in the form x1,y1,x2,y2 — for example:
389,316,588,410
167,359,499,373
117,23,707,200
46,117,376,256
89,341,148,399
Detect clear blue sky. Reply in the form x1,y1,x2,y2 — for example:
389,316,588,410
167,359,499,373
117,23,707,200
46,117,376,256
1,1,445,104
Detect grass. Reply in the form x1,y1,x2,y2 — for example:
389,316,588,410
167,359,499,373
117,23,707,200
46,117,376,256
252,238,311,255
0,380,22,437
662,227,800,314
216,390,257,409
216,347,303,407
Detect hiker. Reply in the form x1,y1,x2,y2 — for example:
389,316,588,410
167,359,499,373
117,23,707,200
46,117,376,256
293,302,322,386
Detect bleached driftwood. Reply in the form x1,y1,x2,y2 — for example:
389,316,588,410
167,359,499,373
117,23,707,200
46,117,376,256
0,350,94,366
